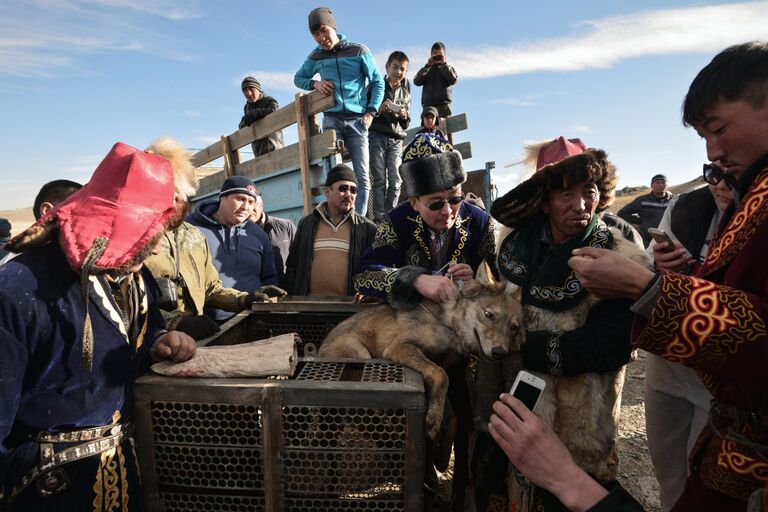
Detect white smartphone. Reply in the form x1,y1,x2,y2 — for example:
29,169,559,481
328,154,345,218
647,227,676,253
389,103,402,113
510,370,546,412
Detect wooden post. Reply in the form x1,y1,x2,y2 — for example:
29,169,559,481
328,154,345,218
295,92,313,214
221,135,240,177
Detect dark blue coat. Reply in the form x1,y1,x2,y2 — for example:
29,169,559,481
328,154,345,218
0,242,163,510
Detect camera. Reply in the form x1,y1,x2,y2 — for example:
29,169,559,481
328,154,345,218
156,277,179,311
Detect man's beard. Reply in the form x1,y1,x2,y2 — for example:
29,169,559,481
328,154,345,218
168,200,191,230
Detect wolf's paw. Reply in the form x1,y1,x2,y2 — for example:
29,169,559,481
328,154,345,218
425,410,443,440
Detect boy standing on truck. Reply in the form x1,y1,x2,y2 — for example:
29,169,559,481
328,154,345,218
294,6,384,216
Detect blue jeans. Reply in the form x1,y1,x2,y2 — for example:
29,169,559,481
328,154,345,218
369,131,403,219
323,114,370,215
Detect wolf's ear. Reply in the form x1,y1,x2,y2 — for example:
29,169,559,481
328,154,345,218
460,280,483,299
475,260,496,286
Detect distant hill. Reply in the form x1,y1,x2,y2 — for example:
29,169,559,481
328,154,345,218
0,207,35,237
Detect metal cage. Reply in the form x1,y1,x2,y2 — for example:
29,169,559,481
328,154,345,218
134,359,425,512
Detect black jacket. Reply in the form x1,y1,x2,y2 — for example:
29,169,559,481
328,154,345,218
617,191,673,246
368,78,411,139
239,95,285,157
413,63,457,107
669,186,717,259
261,214,296,286
283,206,376,296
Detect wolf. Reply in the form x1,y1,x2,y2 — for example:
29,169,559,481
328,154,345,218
319,279,524,440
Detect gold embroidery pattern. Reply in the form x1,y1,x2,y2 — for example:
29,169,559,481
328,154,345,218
372,219,398,249
639,274,766,366
479,217,497,261
546,330,564,376
705,168,768,273
92,445,126,512
717,440,768,479
353,269,397,293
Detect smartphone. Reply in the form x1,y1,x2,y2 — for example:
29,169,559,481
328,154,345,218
389,103,402,113
647,227,676,253
510,370,546,412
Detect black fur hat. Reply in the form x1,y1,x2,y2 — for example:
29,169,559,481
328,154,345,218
399,133,465,197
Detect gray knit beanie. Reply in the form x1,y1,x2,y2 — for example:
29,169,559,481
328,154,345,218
308,7,336,31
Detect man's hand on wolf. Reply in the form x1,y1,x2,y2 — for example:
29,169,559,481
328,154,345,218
414,274,459,303
446,262,473,282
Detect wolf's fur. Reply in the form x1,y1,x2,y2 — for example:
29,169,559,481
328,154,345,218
320,279,524,439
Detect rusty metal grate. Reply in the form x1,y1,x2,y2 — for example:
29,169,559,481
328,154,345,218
154,444,263,489
162,492,266,512
151,402,262,446
247,315,338,345
362,362,405,383
283,497,404,511
295,361,345,381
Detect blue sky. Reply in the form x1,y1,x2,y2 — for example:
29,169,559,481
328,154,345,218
1,0,767,210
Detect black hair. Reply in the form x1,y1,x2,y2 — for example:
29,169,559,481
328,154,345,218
33,179,83,220
683,41,768,126
386,51,409,67
431,42,446,52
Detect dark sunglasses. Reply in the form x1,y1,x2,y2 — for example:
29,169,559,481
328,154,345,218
424,194,465,211
703,163,725,185
337,184,358,194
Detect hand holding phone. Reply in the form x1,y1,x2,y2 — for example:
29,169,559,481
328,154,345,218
389,103,402,113
510,370,546,412
647,228,676,253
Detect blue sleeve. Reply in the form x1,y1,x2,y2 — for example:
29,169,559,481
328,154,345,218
353,219,402,300
294,54,318,91
0,296,30,482
260,233,279,286
362,51,384,112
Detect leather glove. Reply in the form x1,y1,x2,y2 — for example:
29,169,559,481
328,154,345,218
242,285,288,308
173,315,220,340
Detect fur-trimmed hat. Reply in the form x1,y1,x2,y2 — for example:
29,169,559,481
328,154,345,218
491,145,617,229
399,133,465,197
146,137,198,199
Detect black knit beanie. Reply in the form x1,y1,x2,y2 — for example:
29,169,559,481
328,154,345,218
324,164,357,186
308,7,336,31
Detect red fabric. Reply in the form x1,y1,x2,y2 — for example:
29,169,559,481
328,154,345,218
45,142,175,271
536,136,587,170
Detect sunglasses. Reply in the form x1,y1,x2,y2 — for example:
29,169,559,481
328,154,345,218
337,184,358,194
424,194,465,211
703,163,725,185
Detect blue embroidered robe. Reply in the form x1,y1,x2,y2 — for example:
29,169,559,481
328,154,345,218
353,201,496,308
0,242,163,511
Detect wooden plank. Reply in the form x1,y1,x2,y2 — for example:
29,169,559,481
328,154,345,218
190,140,225,168
454,141,472,159
194,131,338,198
189,91,335,167
221,135,235,177
295,92,313,214
404,112,468,142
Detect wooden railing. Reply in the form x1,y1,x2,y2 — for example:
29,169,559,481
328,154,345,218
190,90,473,220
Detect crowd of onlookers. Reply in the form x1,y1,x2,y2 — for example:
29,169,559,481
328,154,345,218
1,6,767,512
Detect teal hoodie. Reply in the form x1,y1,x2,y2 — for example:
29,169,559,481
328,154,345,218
294,33,384,115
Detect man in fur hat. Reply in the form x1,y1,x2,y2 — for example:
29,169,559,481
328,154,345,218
472,137,649,512
144,137,285,341
354,132,496,510
570,41,768,512
0,142,197,511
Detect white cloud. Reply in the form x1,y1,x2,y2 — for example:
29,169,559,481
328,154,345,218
570,124,592,134
451,1,768,79
0,0,199,77
184,110,201,117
